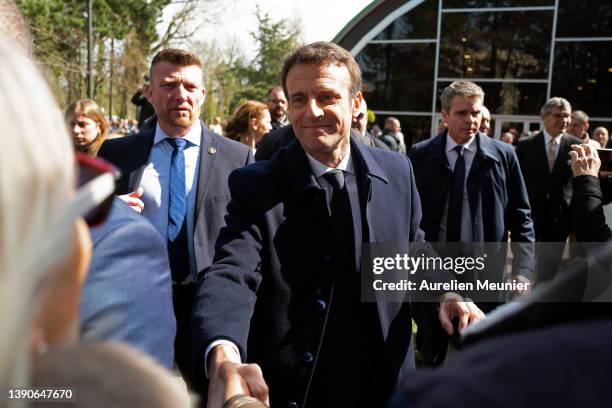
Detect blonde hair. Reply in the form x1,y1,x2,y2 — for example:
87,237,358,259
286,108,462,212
65,99,109,156
224,100,269,141
0,41,76,390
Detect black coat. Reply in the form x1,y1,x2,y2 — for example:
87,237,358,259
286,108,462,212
515,131,582,241
192,139,427,407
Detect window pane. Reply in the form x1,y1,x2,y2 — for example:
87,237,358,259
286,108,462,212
372,115,433,147
557,0,612,38
436,81,548,115
439,11,552,79
373,0,438,40
443,0,553,7
551,42,612,118
357,43,435,112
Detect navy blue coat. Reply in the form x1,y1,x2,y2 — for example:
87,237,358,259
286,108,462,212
409,131,535,279
192,139,427,406
80,198,176,369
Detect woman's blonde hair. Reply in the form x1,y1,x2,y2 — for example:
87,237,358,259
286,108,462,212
224,100,269,141
65,99,108,156
0,41,76,390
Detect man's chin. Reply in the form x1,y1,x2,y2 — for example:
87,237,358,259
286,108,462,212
171,116,194,128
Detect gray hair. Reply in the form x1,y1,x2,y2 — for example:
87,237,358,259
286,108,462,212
440,80,485,112
540,97,572,117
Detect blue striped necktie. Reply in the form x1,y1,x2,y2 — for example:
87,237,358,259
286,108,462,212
167,137,187,241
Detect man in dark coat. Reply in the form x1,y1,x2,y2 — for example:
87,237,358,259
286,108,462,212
193,41,484,408
516,97,582,282
408,80,534,365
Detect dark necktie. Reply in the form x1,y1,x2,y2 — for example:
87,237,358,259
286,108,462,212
323,171,355,269
446,145,465,242
167,137,189,283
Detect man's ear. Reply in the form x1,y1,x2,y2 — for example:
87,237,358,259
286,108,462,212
441,109,449,124
352,91,363,119
144,83,152,101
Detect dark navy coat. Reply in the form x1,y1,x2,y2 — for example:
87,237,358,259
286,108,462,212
192,139,427,406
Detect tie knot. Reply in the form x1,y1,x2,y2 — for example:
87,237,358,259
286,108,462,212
323,170,345,190
454,145,465,156
167,137,187,151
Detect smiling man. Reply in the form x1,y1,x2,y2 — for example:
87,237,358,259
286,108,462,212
97,48,253,390
193,42,484,408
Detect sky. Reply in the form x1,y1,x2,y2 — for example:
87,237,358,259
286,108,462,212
167,0,374,59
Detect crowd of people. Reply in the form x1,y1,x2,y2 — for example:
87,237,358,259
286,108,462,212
2,3,612,408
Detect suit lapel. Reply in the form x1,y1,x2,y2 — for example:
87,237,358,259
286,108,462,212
128,131,155,192
533,132,551,176
194,126,217,224
552,133,572,175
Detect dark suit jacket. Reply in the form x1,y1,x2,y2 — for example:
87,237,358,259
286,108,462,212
80,198,176,369
97,124,253,275
516,131,582,241
192,139,427,406
255,124,295,161
409,131,535,279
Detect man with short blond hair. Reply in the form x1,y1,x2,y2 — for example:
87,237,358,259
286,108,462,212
98,48,253,390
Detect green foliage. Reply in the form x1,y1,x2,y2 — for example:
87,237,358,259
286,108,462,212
16,0,170,115
198,8,302,124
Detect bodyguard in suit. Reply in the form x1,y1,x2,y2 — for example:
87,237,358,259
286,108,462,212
98,49,253,388
80,197,176,369
516,97,581,282
193,42,484,408
409,80,534,364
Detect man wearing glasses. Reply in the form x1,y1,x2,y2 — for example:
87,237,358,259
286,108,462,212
516,97,582,282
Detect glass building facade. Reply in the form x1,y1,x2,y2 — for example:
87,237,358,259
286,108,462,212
334,0,612,145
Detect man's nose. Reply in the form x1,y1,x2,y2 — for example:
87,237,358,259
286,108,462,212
174,84,188,101
306,98,323,118
73,124,81,134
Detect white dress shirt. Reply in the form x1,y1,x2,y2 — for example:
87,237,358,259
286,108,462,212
439,134,477,242
543,128,564,162
139,122,202,283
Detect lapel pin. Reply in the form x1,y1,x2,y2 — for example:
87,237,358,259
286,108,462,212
208,147,217,154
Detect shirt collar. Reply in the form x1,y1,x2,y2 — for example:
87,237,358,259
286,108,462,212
445,133,476,154
306,146,354,179
543,128,563,145
154,121,202,147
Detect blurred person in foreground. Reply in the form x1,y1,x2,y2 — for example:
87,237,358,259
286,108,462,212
0,40,187,407
65,99,109,156
224,100,272,153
